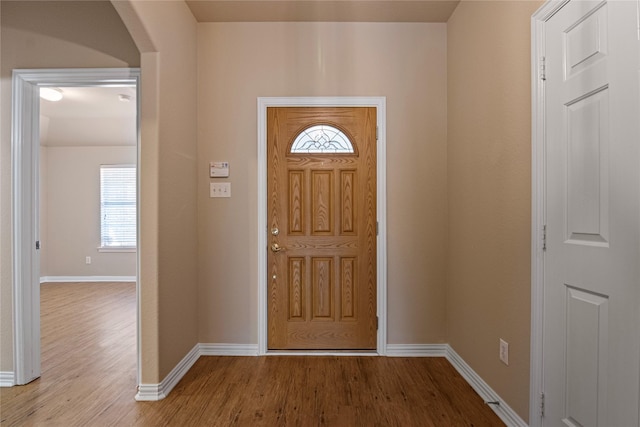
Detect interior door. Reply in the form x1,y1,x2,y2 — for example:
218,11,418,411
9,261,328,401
267,107,377,350
543,1,640,425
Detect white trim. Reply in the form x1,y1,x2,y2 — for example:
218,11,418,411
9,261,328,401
134,384,165,402
530,2,569,426
386,344,447,357
446,346,528,427
40,276,136,283
11,68,141,387
12,70,41,386
199,343,259,356
256,97,387,356
135,343,200,401
0,372,16,387
97,247,137,253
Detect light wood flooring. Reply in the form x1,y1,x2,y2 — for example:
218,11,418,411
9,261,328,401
1,282,505,426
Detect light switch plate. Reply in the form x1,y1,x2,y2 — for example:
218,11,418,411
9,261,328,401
210,182,231,198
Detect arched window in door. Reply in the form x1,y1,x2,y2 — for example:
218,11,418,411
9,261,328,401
290,124,354,154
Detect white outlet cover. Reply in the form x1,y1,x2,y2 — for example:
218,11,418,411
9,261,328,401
499,338,509,365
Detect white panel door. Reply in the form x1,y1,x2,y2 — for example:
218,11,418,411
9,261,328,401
543,1,640,426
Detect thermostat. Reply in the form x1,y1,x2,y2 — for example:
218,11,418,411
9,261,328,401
210,161,229,178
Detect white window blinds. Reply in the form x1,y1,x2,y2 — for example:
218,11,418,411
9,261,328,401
100,165,136,248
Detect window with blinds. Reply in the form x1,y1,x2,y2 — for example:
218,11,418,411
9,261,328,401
100,165,136,249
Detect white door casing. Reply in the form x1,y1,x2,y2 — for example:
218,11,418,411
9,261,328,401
531,1,640,426
11,68,141,385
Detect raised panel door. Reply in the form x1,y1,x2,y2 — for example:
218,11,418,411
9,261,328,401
267,107,377,350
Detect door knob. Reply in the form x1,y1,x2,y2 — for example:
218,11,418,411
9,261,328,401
271,227,279,236
271,243,283,252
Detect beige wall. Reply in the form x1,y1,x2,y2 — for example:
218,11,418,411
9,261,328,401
112,0,199,381
2,2,541,413
447,0,541,421
197,22,448,345
2,0,200,384
40,145,137,278
0,0,139,374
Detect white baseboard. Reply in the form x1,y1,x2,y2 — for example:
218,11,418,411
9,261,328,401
445,345,527,427
40,276,136,283
199,343,259,356
0,371,15,387
386,343,448,357
135,344,200,401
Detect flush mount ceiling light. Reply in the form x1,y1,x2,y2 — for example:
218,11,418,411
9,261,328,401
118,94,132,102
40,87,64,102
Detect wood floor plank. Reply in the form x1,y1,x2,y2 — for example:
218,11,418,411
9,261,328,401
0,282,505,426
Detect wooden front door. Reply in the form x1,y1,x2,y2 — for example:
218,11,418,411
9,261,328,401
267,107,377,350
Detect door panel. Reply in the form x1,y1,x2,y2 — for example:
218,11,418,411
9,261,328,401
267,107,377,350
564,286,609,427
311,171,333,234
543,1,640,425
566,89,609,245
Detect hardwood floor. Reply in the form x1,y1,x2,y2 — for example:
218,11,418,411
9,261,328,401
1,282,505,426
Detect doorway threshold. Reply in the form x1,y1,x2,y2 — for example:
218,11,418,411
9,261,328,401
265,350,379,357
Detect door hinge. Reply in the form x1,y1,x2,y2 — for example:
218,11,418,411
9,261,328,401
376,126,379,141
542,225,547,252
376,316,379,330
376,221,379,236
540,392,545,417
540,56,547,81
36,241,40,250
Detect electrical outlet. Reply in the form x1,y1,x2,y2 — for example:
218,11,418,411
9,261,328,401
85,256,92,265
499,339,509,365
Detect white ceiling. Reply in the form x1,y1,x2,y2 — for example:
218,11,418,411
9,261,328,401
185,0,460,23
40,86,136,147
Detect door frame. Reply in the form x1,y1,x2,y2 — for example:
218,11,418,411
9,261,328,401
530,1,569,425
11,68,141,385
257,97,387,355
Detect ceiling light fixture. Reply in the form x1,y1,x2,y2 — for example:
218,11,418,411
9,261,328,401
40,87,64,102
118,94,132,102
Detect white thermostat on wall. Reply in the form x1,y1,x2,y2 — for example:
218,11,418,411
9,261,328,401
209,161,229,178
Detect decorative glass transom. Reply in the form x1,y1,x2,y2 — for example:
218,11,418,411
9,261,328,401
290,125,354,154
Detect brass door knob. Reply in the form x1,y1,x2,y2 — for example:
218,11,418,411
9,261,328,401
271,243,283,252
